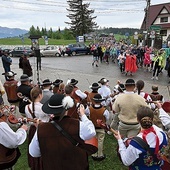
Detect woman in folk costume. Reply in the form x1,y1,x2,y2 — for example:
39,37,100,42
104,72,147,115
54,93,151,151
135,80,155,110
25,87,50,170
125,51,137,76
144,49,151,72
114,106,168,170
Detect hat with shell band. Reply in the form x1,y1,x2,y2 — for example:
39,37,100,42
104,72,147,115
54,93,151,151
98,78,109,85
42,94,74,115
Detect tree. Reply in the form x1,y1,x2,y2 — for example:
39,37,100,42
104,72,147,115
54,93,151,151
66,0,97,37
29,25,36,35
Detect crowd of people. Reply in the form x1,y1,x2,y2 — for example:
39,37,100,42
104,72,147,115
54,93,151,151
90,41,170,82
0,65,170,169
0,42,170,170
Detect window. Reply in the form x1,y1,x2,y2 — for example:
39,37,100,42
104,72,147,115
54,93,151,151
160,17,168,23
160,30,167,36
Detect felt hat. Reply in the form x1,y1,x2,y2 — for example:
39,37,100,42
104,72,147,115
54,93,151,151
41,79,52,86
69,79,78,85
89,83,100,89
42,94,74,115
125,79,135,86
98,78,109,85
6,71,17,77
53,79,63,86
20,74,30,82
118,83,125,91
93,94,105,103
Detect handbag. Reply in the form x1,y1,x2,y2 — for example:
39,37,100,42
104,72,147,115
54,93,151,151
0,145,21,169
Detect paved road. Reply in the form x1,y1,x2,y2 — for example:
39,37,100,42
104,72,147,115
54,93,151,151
1,55,170,100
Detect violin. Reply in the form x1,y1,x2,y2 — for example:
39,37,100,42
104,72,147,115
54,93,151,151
7,114,37,124
96,119,118,135
0,104,37,125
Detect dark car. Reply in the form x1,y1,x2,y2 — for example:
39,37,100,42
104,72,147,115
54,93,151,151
10,47,34,57
65,43,90,56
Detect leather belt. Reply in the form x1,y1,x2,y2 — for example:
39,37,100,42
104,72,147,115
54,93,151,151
121,121,139,125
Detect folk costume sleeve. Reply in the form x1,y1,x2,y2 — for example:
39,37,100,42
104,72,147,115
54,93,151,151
79,114,96,141
0,122,27,148
159,108,170,129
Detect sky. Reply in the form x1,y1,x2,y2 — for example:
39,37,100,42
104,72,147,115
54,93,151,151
0,0,169,31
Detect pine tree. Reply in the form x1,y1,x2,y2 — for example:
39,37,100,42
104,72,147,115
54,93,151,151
66,0,97,37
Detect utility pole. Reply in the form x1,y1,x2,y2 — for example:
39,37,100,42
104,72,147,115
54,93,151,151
143,0,151,46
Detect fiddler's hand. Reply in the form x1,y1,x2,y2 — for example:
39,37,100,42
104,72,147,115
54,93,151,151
77,104,85,117
34,118,41,127
114,131,122,140
155,101,163,109
21,124,28,131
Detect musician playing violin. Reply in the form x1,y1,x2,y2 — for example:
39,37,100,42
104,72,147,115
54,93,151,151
114,106,168,170
29,94,97,170
0,111,27,169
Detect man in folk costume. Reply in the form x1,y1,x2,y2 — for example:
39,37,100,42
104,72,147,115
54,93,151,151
112,79,149,138
29,94,97,170
68,78,87,102
52,79,63,94
40,79,53,104
89,94,110,161
98,78,111,109
85,82,100,106
0,111,28,170
17,74,33,114
3,71,19,104
65,84,79,119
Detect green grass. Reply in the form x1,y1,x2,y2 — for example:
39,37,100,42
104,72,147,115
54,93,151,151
0,34,125,46
14,135,128,170
0,38,78,46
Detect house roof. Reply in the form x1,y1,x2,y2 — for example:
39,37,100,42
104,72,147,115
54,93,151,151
141,2,170,30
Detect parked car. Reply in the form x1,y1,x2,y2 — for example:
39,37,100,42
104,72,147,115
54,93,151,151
0,47,11,56
40,46,61,57
10,47,34,57
65,43,91,56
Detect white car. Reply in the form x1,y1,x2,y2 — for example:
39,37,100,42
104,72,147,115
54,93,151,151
40,46,61,57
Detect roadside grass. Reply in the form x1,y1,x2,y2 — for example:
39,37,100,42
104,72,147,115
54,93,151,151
0,34,125,46
14,135,128,170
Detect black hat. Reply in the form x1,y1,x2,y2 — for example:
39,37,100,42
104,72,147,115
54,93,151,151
20,74,30,82
42,94,74,115
6,71,17,77
53,79,63,86
89,83,100,89
41,79,52,86
125,79,135,86
70,79,78,85
98,78,109,85
93,94,105,103
118,83,125,92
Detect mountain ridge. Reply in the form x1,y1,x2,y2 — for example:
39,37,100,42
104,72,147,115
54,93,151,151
0,26,28,38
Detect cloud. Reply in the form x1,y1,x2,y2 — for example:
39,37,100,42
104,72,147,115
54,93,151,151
0,0,169,30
